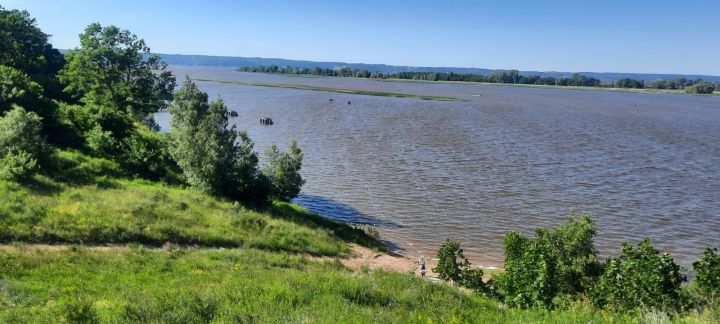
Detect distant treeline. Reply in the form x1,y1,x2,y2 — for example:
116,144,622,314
237,65,718,94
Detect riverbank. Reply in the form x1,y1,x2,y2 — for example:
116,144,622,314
231,71,719,96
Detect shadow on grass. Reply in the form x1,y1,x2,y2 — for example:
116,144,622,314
292,194,401,228
257,195,408,251
261,198,391,252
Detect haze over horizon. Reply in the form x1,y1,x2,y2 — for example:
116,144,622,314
2,0,719,75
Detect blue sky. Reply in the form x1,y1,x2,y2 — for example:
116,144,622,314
3,0,719,75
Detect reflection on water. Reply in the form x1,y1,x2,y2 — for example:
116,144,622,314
157,66,720,267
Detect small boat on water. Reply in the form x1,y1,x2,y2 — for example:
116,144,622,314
229,110,238,117
260,117,273,125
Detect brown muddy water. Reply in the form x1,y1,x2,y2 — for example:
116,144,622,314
157,66,720,267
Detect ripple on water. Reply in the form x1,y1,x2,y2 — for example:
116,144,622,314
156,66,720,267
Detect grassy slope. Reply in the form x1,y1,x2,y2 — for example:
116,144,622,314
0,150,716,323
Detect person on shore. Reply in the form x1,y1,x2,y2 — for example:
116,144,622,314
419,256,427,278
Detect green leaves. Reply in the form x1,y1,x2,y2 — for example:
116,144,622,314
168,78,264,200
693,248,720,297
59,23,175,120
495,213,599,309
0,106,45,181
593,238,686,312
262,141,305,201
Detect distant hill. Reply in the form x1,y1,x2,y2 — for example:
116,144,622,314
157,53,720,82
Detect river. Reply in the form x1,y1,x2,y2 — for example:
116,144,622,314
156,65,720,267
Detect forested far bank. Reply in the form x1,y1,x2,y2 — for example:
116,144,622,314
237,65,720,94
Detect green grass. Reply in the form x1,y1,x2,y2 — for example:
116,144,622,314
0,246,653,323
0,150,381,256
196,78,462,101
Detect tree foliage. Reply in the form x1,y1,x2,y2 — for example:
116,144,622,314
0,65,49,116
433,239,490,295
692,248,720,297
593,238,686,312
0,106,45,181
685,83,715,94
60,23,175,121
0,6,65,99
262,141,305,201
169,77,262,199
495,214,599,308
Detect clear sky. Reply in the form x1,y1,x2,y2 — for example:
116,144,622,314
2,0,719,75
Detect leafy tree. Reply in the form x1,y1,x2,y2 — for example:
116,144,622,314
434,239,470,282
592,238,686,312
692,248,720,297
494,214,600,308
433,239,490,295
685,83,715,94
60,23,175,121
0,65,48,116
494,232,559,308
262,141,305,201
0,106,45,181
169,77,262,200
0,6,65,99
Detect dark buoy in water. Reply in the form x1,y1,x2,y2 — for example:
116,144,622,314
260,117,273,125
329,98,334,102
347,100,351,105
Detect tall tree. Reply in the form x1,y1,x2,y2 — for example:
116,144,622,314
0,6,65,99
169,77,262,200
60,23,175,122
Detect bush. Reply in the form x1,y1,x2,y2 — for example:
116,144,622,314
84,125,117,158
62,297,99,324
693,248,720,297
494,232,559,308
686,83,715,94
433,239,489,295
592,238,686,312
262,140,306,201
434,239,469,282
119,128,180,182
0,106,45,181
494,214,599,308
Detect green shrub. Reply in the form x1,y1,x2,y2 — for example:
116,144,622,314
434,239,489,295
495,232,559,308
84,125,118,158
593,238,686,312
495,214,599,309
434,239,469,283
119,128,180,182
693,248,720,297
686,83,715,94
0,106,45,181
62,297,99,324
262,140,306,201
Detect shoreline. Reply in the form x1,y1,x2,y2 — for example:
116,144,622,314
231,71,720,97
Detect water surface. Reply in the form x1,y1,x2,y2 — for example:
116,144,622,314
158,66,720,267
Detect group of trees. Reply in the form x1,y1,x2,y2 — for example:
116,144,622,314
238,65,602,87
434,214,720,314
0,6,304,202
238,65,718,94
